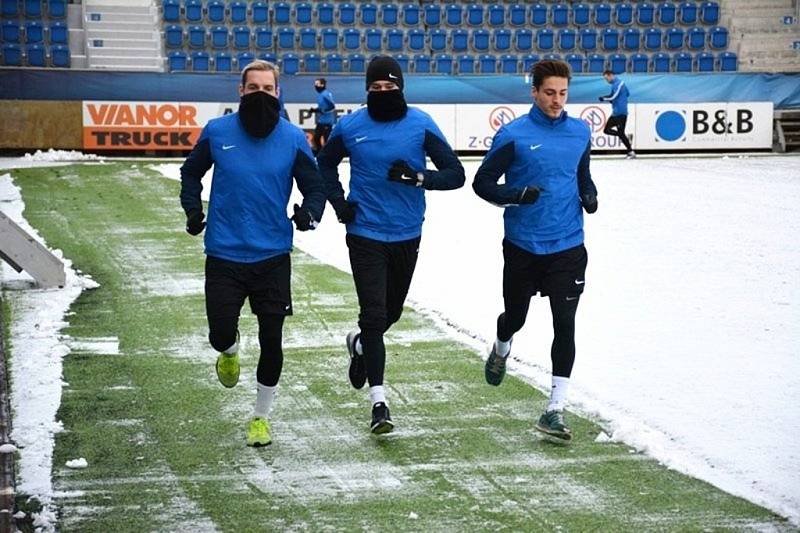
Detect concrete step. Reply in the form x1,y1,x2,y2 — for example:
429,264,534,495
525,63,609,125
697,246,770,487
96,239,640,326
88,46,160,58
89,64,164,72
86,38,159,50
89,55,163,67
730,19,800,32
85,20,156,32
85,29,158,40
84,11,156,23
84,1,154,11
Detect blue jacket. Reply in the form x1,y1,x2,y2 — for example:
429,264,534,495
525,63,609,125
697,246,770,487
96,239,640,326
318,106,465,242
316,89,336,126
601,77,629,117
473,104,596,255
180,112,326,263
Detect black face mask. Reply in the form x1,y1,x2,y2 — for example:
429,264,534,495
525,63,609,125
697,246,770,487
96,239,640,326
367,90,408,122
315,85,325,93
238,91,281,138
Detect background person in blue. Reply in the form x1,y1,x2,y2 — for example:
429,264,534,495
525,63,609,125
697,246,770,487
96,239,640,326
317,56,465,435
311,77,336,155
473,60,598,443
180,60,326,448
599,69,635,158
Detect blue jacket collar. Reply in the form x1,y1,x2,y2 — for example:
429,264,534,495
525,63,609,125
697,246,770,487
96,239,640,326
528,103,568,127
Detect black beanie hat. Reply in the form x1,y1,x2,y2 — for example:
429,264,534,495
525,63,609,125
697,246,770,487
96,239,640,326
365,55,404,91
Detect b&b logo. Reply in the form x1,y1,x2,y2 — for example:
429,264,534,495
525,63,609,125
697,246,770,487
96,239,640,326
580,106,607,133
654,108,755,142
489,106,516,131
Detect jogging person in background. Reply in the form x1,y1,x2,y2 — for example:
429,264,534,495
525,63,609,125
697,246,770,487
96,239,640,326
473,59,598,443
599,70,635,159
317,55,465,435
312,78,336,155
180,60,326,447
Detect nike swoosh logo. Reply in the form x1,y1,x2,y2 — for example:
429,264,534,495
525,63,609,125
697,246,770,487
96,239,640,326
355,136,368,143
574,279,585,285
566,296,579,301
530,144,542,150
222,145,236,150
389,73,398,79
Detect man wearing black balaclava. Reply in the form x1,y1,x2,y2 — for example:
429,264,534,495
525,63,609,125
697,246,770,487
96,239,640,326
180,60,327,448
311,78,336,155
317,55,466,435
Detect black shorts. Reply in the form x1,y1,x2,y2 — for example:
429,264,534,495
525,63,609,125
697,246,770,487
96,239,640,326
205,254,292,319
503,240,588,299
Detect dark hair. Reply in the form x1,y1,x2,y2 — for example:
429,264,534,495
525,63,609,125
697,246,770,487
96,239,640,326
602,69,614,76
531,60,572,89
315,77,327,84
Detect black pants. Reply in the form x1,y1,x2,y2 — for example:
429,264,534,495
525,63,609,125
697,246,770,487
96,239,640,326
346,233,420,387
497,241,587,378
603,114,633,152
205,254,291,386
312,123,332,154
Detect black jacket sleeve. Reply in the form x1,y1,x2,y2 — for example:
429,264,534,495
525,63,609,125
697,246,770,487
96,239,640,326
472,140,525,206
180,136,212,215
577,142,597,197
316,133,350,202
420,130,466,191
292,149,327,222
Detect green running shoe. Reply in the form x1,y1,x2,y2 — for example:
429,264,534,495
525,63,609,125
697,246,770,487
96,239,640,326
216,352,240,388
246,417,272,447
535,410,572,442
484,343,509,386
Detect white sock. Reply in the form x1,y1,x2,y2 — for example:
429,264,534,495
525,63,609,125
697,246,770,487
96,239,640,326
369,385,386,406
254,383,277,418
547,375,570,412
494,337,511,358
223,332,239,355
355,336,363,355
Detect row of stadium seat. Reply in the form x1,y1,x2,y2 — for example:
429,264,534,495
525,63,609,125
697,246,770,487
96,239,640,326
162,0,720,28
164,24,727,53
167,49,737,74
1,20,67,44
1,0,65,19
1,42,69,66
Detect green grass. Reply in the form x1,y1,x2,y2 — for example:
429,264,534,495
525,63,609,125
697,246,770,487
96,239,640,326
2,163,793,532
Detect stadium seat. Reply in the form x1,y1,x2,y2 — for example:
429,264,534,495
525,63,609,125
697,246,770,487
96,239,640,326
602,28,620,51
184,0,202,23
551,3,568,27
472,29,489,52
445,3,462,26
594,3,612,26
674,51,692,71
587,53,605,73
187,25,205,49
319,27,337,51
303,52,321,72
466,4,484,26
494,29,511,52
666,27,685,49
425,4,442,26
26,43,45,66
364,28,382,52
381,3,398,26
522,53,541,72
609,52,626,73
452,29,468,52
580,28,598,52
342,28,360,51
1,21,21,44
394,52,409,72
407,28,425,51
508,4,526,27
278,27,295,50
623,28,640,51
1,0,18,17
651,51,670,72
210,26,228,49
165,25,183,48
273,2,290,24
435,53,453,74
299,27,317,50
316,2,334,25
233,26,251,50
413,53,430,73
615,2,633,25
192,51,210,72
630,52,648,72
167,50,187,71
430,28,447,52
515,29,533,52
488,3,504,27
537,28,554,50
543,52,561,62
296,2,313,25
361,3,378,25
479,53,496,73
719,51,736,71
348,52,365,72
531,3,547,26
700,1,719,25
326,52,343,72
230,1,247,24
215,52,232,71
566,52,583,73
637,2,655,25
573,3,591,26
339,3,356,25
2,44,22,67
500,53,518,73
258,51,276,63
237,51,254,69
696,51,714,71
458,53,475,73
207,0,224,23
25,21,43,44
658,2,677,25
282,52,299,74
255,26,273,50
644,28,662,50
559,29,576,51
24,0,42,18
679,1,697,25
402,3,420,26
252,1,268,24
687,27,704,50
709,26,728,49
386,28,403,51
162,0,180,22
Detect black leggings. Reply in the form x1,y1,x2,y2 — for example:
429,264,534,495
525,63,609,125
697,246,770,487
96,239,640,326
603,114,633,152
208,314,285,386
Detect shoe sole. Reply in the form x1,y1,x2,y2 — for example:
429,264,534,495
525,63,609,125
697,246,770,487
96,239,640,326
371,420,394,435
534,424,573,443
247,440,272,447
216,358,239,388
346,332,367,390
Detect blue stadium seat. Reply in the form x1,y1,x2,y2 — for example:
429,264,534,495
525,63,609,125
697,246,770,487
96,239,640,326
551,3,568,27
2,43,22,66
364,28,382,52
494,29,511,52
165,25,183,48
580,28,598,52
407,28,425,51
163,0,180,22
252,1,268,24
241,53,258,71
278,27,295,50
543,52,561,61
296,2,313,25
24,0,42,18
184,0,202,23
488,3,505,27
644,28,662,50
1,21,21,44
609,53,626,73
207,1,224,23
445,3,462,26
386,28,403,51
430,28,447,52
192,51,210,71
320,27,337,50
652,51,670,71
630,52,648,72
719,51,736,71
413,53,430,73
623,28,640,51
230,1,247,24
573,3,591,26
435,53,453,74
637,2,656,25
472,28,489,52
515,29,533,52
466,4,484,26
255,26,273,50
25,21,43,44
696,51,714,71
500,53,518,73
233,26,251,50
709,26,727,49
215,51,232,71
602,28,619,51
587,52,605,72
594,3,612,26
666,27,685,49
479,53,496,73
522,53,540,72
342,28,360,51
531,3,547,26
48,0,66,19
339,3,356,25
258,51,276,63
272,2,290,24
458,53,474,73
700,1,719,25
210,25,228,49
566,52,583,73
425,4,442,26
304,52,321,72
615,2,633,25
392,53,408,72
1,0,18,17
381,3,398,26
402,3,420,26
537,28,554,50
188,25,205,49
316,2,334,25
674,51,692,71
559,28,576,51
299,27,317,50
508,4,526,27
451,29,468,52
168,50,187,71
658,2,677,25
679,1,697,25
361,3,378,25
26,43,45,66
326,52,343,72
282,52,299,74
687,27,704,50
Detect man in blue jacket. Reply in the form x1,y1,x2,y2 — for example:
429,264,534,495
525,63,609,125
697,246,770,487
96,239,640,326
318,56,465,434
473,60,598,443
312,77,336,155
600,69,635,158
180,60,327,447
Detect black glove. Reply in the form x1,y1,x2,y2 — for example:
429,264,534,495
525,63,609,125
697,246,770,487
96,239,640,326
291,203,317,231
311,107,320,114
598,96,605,102
388,160,424,187
581,193,598,214
331,197,356,224
517,186,542,205
185,209,206,236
